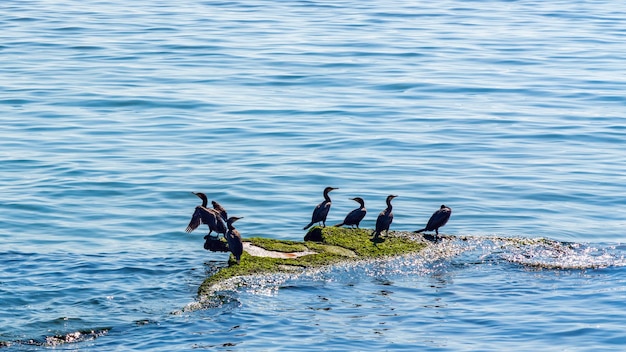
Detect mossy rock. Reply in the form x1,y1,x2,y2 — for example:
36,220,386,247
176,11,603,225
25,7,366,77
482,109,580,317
197,226,427,297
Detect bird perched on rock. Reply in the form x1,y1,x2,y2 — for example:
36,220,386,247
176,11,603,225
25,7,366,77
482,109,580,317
303,187,338,230
334,197,367,228
185,192,227,238
415,205,452,237
373,195,397,239
225,216,244,264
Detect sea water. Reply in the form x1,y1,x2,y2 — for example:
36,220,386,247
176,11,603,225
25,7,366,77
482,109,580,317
1,0,626,350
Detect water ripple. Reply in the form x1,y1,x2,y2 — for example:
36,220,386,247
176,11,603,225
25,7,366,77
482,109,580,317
3,0,626,349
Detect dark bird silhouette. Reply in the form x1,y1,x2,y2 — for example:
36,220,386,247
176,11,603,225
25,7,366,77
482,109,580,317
303,187,338,230
373,195,397,239
415,205,452,236
186,192,227,237
225,216,244,264
334,197,367,228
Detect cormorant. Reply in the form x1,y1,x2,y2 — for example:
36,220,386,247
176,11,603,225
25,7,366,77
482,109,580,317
185,192,227,237
225,216,244,264
303,187,338,230
373,195,397,239
415,205,451,236
334,197,367,228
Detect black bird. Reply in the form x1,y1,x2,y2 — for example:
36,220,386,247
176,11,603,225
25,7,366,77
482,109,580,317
225,216,244,264
303,187,338,230
415,205,452,236
334,197,367,228
186,192,227,237
373,195,397,239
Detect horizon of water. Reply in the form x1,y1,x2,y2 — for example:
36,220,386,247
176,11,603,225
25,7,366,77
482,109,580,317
2,0,626,350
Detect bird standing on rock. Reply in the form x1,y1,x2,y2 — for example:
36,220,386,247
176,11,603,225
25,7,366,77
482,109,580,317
185,192,227,238
373,195,397,239
303,187,338,230
225,216,244,264
415,205,452,237
334,197,367,228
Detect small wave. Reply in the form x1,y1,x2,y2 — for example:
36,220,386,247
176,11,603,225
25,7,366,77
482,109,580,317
496,238,626,270
442,235,626,270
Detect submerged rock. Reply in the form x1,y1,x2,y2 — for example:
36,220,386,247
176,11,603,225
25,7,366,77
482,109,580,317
198,226,428,296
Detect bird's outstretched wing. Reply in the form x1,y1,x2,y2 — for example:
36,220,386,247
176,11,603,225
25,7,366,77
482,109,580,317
212,200,228,221
186,207,203,233
186,206,221,233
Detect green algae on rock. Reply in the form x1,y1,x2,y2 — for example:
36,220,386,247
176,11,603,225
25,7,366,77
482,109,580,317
197,226,427,297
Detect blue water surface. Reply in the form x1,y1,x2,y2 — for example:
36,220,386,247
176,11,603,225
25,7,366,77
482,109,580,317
1,0,626,350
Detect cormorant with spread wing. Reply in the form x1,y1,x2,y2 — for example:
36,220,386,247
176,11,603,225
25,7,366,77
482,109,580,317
185,192,227,237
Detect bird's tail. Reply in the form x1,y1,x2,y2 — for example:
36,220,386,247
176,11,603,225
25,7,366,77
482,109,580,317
303,222,315,230
333,222,344,227
414,228,426,233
